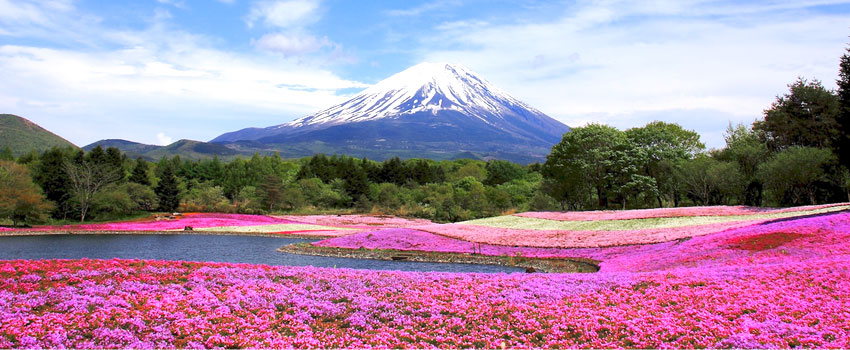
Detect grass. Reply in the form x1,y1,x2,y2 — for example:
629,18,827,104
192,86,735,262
461,204,850,231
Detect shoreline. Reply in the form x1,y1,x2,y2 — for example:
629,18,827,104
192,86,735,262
1,230,601,273
277,242,600,273
0,230,334,240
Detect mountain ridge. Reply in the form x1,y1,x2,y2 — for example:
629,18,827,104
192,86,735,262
0,114,78,156
210,63,569,162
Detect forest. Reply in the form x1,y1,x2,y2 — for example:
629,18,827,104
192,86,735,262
2,47,850,226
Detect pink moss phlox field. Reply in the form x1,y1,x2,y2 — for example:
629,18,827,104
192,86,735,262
274,230,358,237
517,203,847,221
1,258,849,349
316,212,850,273
20,213,301,232
276,215,433,228
412,220,758,248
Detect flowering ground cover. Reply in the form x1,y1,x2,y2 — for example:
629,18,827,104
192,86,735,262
274,214,433,228
18,213,300,232
315,212,850,271
469,204,849,230
412,220,759,248
2,206,850,348
411,204,849,248
517,203,849,221
1,256,848,348
191,224,356,236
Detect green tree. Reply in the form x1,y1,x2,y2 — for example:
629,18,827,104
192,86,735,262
64,155,123,222
758,147,835,206
754,78,840,151
626,121,704,207
33,147,74,219
91,184,137,219
544,124,640,208
259,174,285,211
484,160,526,186
836,42,850,169
155,166,181,212
0,161,54,226
129,158,151,186
677,155,744,205
716,123,770,206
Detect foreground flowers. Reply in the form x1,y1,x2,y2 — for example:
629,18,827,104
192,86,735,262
1,257,848,348
2,205,850,348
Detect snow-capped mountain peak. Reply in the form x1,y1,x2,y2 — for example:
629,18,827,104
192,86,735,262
281,62,542,129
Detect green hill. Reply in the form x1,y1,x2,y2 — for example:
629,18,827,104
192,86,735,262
0,114,77,156
84,138,255,161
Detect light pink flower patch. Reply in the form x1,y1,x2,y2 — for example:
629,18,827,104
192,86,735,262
413,220,759,248
517,202,848,221
275,230,358,237
0,256,848,348
24,213,300,232
278,215,434,228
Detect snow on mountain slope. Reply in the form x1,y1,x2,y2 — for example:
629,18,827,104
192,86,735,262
280,62,546,130
211,62,570,160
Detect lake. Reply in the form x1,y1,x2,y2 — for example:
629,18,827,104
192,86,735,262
0,234,524,273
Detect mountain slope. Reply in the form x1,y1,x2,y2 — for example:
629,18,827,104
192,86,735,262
84,139,250,161
0,114,77,156
212,63,570,162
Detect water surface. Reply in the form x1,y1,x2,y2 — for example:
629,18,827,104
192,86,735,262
0,234,524,273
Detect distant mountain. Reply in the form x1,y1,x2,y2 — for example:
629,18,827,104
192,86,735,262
83,139,251,161
83,139,162,158
212,62,570,163
0,114,77,156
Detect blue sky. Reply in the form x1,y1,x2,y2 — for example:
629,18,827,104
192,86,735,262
1,0,849,149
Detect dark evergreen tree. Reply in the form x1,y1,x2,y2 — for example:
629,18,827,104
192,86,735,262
86,145,107,165
380,157,407,184
155,166,180,212
836,42,850,169
129,158,151,186
754,78,840,151
484,160,526,186
33,147,74,219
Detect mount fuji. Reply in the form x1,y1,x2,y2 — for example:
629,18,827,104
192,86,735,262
211,63,570,163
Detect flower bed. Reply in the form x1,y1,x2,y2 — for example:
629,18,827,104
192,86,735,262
314,212,850,273
516,203,849,221
17,213,300,232
275,215,434,228
0,258,847,348
470,204,848,231
191,224,355,236
413,220,757,248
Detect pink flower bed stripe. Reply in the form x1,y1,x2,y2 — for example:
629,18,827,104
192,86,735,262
277,215,433,228
517,202,849,221
21,213,300,232
275,230,358,237
412,220,760,248
315,212,850,274
1,257,848,348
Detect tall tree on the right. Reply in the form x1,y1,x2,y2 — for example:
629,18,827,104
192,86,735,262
753,78,840,151
836,41,850,169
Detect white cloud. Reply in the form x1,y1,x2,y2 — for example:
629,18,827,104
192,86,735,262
253,32,331,56
0,1,366,146
156,132,173,146
416,0,850,148
385,0,460,17
246,0,320,29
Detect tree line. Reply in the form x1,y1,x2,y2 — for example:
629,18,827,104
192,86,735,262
2,43,849,225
